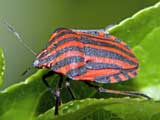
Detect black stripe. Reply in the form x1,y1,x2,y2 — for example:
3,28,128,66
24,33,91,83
123,73,130,80
94,73,122,83
49,31,74,44
50,29,133,58
81,37,135,58
95,74,122,84
51,37,80,50
82,34,133,52
84,46,137,65
73,29,112,39
86,47,135,65
81,33,120,44
39,37,80,59
131,70,137,76
39,46,84,65
86,62,121,70
121,69,136,79
51,56,84,71
80,31,101,36
114,75,122,82
94,73,120,83
67,66,87,79
72,29,104,33
37,50,49,59
94,75,110,83
114,38,122,42
94,69,135,83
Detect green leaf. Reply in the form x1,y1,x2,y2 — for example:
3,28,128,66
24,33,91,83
37,98,160,120
37,1,160,119
109,2,160,47
0,1,160,120
0,48,5,87
134,27,160,100
109,2,160,100
0,70,50,120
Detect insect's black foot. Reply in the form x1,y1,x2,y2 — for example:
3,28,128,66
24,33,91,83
54,89,61,115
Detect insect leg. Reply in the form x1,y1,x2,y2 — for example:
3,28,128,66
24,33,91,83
99,87,151,100
21,67,32,76
42,71,55,96
65,78,76,100
84,81,151,100
84,81,99,89
54,75,63,115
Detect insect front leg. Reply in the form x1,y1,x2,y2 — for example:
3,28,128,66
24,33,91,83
65,78,76,100
84,81,151,100
54,75,63,115
42,71,55,96
42,71,62,115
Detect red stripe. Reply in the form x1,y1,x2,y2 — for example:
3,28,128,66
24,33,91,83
77,32,116,41
40,41,83,60
127,72,135,78
49,51,84,67
48,34,80,50
55,62,84,75
36,49,47,59
110,76,118,83
48,29,69,41
74,69,119,80
82,34,133,54
118,73,127,82
98,32,105,37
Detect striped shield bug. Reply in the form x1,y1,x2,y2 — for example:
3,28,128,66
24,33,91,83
5,22,151,115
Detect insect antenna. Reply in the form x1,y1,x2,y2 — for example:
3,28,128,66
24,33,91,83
21,67,32,76
4,21,37,76
4,21,37,56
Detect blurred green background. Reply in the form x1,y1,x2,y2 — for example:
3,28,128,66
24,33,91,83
0,0,159,89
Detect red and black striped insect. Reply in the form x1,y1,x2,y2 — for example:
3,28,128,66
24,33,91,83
33,27,151,115
5,22,150,115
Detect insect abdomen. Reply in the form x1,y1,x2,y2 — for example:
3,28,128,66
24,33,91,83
73,33,139,83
